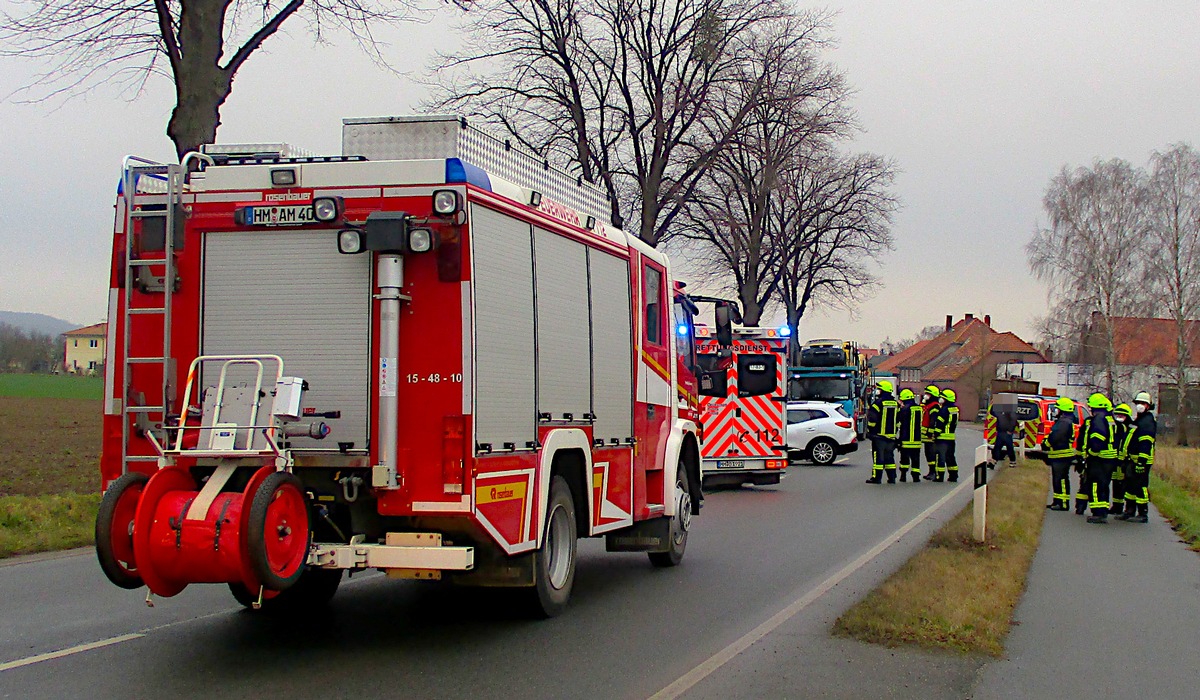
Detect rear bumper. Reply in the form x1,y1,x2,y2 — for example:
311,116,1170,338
838,441,859,455
309,533,475,573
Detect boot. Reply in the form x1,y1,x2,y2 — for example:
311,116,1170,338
1046,502,1068,511
886,468,897,484
1130,514,1149,523
1008,460,1017,468
865,476,882,484
1075,504,1087,515
1132,504,1149,523
1116,503,1135,521
912,473,922,483
899,470,907,482
948,472,958,483
1087,515,1108,524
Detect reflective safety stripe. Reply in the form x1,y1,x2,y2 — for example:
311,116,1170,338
1047,448,1075,459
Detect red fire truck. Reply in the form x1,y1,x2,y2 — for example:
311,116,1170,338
696,326,789,487
94,115,721,616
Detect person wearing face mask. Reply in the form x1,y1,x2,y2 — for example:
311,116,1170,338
932,389,960,482
1111,403,1135,517
1117,392,1157,523
1082,393,1118,524
921,386,942,478
1042,396,1078,511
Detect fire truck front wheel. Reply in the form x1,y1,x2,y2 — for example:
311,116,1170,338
648,465,690,568
95,471,150,589
527,475,577,618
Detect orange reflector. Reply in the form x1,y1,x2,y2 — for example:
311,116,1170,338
766,460,786,469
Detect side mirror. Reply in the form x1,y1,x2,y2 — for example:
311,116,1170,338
715,303,734,356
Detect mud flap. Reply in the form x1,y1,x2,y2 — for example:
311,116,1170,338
604,516,672,553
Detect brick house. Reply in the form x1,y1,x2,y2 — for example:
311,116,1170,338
877,314,1046,413
64,322,107,374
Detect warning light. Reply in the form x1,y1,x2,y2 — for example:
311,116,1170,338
778,325,792,337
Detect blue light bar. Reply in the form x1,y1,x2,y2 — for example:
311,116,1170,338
677,323,689,336
445,158,492,191
778,325,792,337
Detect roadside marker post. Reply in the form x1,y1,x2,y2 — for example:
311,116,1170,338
973,443,988,542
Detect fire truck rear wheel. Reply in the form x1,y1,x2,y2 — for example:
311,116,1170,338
246,471,311,592
95,471,150,589
527,475,577,618
649,465,690,568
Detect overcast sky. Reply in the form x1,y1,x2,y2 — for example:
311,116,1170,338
2,1,1198,347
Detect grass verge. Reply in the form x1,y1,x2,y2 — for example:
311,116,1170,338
833,462,1048,656
0,373,104,399
1150,446,1200,551
0,493,100,558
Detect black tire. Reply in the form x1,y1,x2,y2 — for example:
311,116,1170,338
808,437,838,466
525,475,577,618
95,472,150,589
649,464,691,568
245,471,311,591
229,567,343,612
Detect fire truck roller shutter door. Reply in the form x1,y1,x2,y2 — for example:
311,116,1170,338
470,205,537,450
201,230,371,449
533,228,592,421
588,250,634,444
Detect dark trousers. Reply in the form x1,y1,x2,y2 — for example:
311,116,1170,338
899,447,922,479
1085,457,1114,518
1111,460,1128,512
1075,462,1090,513
870,437,896,482
936,440,957,480
923,441,937,471
992,431,1016,463
1125,463,1151,516
1048,458,1072,507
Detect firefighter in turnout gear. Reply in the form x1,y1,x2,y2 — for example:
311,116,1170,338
1112,403,1135,516
921,386,941,474
865,380,900,484
897,389,923,483
1117,392,1157,523
932,388,960,482
1083,393,1118,524
1042,397,1078,511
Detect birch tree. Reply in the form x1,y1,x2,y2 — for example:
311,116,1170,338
1148,143,1200,444
1027,159,1152,398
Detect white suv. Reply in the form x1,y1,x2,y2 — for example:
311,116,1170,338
786,401,859,465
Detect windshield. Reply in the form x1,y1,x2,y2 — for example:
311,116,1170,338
792,377,852,402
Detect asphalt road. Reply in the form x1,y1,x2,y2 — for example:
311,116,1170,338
0,429,984,700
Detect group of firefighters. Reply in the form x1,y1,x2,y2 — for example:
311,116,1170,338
863,381,959,484
1043,391,1158,524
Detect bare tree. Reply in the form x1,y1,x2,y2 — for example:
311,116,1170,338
1027,158,1152,398
669,13,850,325
1148,143,1200,444
879,324,942,356
430,0,793,245
775,150,897,352
1,0,430,158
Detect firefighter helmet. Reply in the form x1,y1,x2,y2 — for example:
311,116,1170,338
942,389,956,402
877,379,894,394
1114,403,1134,417
925,385,940,398
899,388,915,401
1087,393,1111,410
1134,391,1153,405
1056,397,1074,412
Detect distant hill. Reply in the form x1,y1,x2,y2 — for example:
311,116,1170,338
0,311,83,337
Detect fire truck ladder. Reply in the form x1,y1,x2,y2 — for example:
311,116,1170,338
119,157,187,473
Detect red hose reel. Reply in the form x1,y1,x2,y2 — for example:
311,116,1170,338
96,465,311,599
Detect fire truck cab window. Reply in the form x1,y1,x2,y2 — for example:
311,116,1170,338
673,300,696,367
644,264,663,346
737,354,777,397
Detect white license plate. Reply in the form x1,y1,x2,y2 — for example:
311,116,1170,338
717,460,746,469
246,204,315,226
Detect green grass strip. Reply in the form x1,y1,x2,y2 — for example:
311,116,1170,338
0,493,100,558
1150,473,1200,551
0,374,104,399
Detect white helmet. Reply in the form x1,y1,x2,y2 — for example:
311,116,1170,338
1134,391,1152,405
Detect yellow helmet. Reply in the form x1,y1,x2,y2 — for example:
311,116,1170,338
877,379,894,393
1056,397,1074,412
942,389,956,402
925,385,940,398
1087,393,1111,410
899,388,915,401
1113,403,1134,417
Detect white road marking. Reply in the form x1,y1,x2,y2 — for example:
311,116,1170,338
0,570,386,672
648,477,974,700
0,634,144,672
